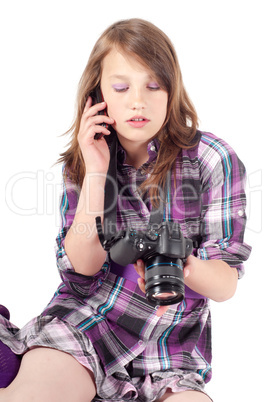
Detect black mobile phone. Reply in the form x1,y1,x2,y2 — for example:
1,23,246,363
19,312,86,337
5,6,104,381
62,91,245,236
91,86,108,140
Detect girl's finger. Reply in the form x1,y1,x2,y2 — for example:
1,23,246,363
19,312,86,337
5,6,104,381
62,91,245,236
83,101,107,118
85,114,114,127
155,306,169,317
137,277,146,294
83,96,93,112
84,125,111,145
134,259,145,279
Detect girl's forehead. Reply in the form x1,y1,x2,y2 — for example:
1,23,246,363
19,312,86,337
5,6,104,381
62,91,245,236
101,48,154,79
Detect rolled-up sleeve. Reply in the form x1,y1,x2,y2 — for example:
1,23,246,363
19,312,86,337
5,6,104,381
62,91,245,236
55,169,110,296
197,134,252,278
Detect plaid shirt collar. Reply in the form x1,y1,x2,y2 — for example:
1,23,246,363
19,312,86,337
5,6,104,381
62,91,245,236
117,138,160,167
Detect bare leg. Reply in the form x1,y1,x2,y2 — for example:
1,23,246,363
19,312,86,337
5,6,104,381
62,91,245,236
0,347,96,402
158,390,211,401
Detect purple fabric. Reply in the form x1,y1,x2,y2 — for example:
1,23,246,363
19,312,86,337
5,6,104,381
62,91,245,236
0,131,251,397
0,306,10,321
110,261,206,299
42,273,212,382
51,131,251,386
0,306,21,388
0,341,21,388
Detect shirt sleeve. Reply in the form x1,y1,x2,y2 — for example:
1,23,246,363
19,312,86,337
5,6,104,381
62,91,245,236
197,134,252,278
55,168,110,297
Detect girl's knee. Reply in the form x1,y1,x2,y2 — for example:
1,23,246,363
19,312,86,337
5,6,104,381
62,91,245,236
5,347,96,402
158,390,211,401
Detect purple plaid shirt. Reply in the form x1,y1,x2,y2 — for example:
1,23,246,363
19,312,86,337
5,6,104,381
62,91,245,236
46,131,251,384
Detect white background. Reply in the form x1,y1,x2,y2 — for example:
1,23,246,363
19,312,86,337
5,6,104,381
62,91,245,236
0,1,266,401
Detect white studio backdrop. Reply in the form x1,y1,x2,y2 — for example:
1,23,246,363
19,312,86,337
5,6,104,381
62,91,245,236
0,1,266,401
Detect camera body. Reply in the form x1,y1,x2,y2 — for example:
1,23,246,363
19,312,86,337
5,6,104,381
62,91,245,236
109,221,193,306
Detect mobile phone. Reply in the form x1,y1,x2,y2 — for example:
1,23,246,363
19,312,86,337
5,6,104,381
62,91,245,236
91,86,108,140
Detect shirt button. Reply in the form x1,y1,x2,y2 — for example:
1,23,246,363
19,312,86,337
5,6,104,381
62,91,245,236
150,145,156,152
138,340,143,346
238,210,244,217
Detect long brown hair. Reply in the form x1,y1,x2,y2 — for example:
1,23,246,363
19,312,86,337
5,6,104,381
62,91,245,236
59,18,198,198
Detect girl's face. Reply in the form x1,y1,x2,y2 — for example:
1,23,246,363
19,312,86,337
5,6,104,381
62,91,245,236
100,49,168,151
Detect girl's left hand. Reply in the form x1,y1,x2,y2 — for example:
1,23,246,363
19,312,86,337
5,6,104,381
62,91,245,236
134,260,170,317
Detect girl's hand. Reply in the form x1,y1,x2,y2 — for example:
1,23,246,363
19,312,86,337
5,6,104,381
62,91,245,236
78,97,115,174
182,254,238,302
134,260,170,317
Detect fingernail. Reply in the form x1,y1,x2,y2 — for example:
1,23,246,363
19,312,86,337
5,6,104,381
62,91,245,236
184,269,190,278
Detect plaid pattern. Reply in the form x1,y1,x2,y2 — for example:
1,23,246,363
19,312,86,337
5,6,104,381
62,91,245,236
113,132,251,273
0,281,211,400
0,131,250,400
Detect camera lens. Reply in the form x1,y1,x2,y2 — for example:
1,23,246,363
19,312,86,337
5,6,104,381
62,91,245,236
152,290,179,301
145,255,184,306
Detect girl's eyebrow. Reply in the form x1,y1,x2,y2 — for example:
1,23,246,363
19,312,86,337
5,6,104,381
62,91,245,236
109,74,129,80
109,73,154,81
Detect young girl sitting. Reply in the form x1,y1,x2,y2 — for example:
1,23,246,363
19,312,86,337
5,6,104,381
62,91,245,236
0,18,251,401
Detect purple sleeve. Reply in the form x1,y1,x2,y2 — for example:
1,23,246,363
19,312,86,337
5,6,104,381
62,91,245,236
55,169,110,296
197,133,252,278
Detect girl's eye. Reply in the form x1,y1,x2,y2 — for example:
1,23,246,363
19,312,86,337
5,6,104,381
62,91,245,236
112,84,129,92
147,82,161,90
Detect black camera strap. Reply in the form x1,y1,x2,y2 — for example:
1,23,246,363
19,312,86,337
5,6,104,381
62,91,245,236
95,134,118,248
148,170,171,226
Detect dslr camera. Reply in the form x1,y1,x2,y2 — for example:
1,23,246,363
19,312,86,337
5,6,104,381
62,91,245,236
96,218,193,306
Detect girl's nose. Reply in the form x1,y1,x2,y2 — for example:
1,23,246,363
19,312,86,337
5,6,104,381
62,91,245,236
129,88,146,110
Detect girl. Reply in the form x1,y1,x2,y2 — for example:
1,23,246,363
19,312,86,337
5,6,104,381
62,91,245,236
0,18,251,401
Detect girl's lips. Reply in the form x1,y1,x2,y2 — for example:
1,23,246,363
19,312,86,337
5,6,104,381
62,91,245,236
127,116,150,128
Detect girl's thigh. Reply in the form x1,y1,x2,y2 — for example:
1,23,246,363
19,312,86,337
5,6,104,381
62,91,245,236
158,390,212,401
1,347,96,402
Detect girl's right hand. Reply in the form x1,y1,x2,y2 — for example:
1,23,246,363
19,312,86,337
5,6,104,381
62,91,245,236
134,260,170,317
78,97,115,174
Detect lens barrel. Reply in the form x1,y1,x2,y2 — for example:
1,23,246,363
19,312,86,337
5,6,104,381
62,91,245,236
145,255,185,306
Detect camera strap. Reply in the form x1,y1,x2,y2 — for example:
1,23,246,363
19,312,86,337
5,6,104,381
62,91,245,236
95,134,118,249
148,170,171,226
